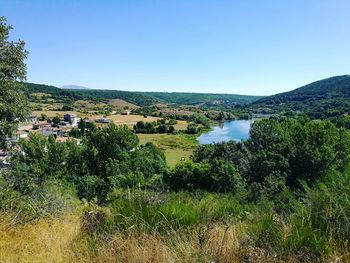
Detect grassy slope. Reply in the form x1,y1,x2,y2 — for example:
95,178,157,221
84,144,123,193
1,188,345,262
0,210,240,263
138,133,198,167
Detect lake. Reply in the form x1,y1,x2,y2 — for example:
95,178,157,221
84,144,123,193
197,120,253,145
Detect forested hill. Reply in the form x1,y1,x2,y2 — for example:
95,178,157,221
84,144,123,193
252,75,350,118
24,82,263,107
24,83,157,106
136,92,263,106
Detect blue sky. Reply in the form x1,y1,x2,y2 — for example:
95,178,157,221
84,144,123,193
2,0,350,95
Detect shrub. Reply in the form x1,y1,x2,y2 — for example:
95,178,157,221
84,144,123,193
165,159,245,194
304,167,350,250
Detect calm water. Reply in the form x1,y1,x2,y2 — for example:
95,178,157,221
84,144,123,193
197,120,253,145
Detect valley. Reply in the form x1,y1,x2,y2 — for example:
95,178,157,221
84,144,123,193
1,6,350,262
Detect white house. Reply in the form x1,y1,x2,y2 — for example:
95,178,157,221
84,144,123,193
18,130,29,139
64,114,79,127
122,110,131,115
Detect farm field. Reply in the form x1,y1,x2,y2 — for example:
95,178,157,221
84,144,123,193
32,110,188,130
106,114,160,128
138,133,198,167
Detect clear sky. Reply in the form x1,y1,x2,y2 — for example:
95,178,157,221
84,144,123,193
2,0,350,95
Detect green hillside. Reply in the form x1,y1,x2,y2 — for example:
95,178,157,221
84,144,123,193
24,83,157,106
252,75,350,118
138,91,263,106
25,83,263,107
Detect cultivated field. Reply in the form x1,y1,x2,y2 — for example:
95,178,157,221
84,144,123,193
32,110,188,130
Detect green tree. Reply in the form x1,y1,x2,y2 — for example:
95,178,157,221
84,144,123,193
52,116,61,125
165,159,244,194
247,117,350,188
168,125,175,133
10,134,69,194
0,17,28,148
186,123,198,134
39,113,47,121
66,124,167,201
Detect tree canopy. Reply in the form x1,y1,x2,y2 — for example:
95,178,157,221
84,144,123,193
0,16,28,148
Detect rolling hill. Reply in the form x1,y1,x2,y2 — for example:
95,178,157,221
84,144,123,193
24,83,263,107
137,92,263,106
252,75,350,118
24,83,157,106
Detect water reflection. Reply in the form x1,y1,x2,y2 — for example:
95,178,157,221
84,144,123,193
197,120,253,145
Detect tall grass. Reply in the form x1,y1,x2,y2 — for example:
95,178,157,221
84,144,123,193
104,190,246,233
0,213,80,263
1,182,350,262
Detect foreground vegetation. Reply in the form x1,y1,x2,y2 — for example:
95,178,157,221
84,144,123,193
2,116,350,262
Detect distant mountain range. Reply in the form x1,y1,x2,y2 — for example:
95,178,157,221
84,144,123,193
60,85,90,90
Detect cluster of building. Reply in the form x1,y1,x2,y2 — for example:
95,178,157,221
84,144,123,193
1,113,115,166
1,114,81,166
33,113,80,137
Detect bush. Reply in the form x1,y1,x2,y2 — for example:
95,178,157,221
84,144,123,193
0,177,77,223
304,167,350,250
247,117,350,188
165,160,245,194
186,123,199,134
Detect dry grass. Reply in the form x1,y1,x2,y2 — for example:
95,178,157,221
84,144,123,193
0,213,242,263
107,114,160,128
107,99,139,109
73,100,106,110
31,92,52,97
73,99,139,110
173,120,188,130
33,110,82,118
0,214,80,263
69,224,242,263
0,212,331,263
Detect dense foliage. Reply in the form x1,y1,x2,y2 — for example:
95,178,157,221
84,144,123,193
25,83,157,106
25,82,263,108
251,75,350,119
137,91,263,106
133,119,175,134
0,17,28,148
6,124,167,202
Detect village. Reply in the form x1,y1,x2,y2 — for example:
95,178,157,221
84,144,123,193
0,110,130,166
0,109,191,167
